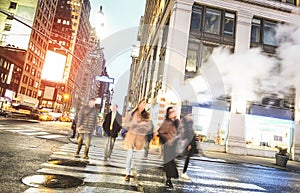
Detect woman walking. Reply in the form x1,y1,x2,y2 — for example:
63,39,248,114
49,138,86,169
123,99,152,182
158,106,180,188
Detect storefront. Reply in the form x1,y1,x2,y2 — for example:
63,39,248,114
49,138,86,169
246,105,294,152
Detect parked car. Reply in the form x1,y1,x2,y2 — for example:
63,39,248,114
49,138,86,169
29,109,53,121
59,114,71,122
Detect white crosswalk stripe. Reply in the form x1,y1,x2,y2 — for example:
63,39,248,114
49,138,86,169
0,124,67,139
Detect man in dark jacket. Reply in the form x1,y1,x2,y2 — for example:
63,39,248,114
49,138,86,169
103,104,122,161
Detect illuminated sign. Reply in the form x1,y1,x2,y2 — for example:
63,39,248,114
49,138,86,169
42,50,66,83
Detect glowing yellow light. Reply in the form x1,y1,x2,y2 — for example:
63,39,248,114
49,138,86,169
63,94,70,100
41,50,66,82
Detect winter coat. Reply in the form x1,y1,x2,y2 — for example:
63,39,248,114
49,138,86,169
77,105,97,134
123,111,152,150
158,119,180,146
159,119,180,178
102,111,122,138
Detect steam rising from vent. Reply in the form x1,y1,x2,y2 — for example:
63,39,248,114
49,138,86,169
209,24,300,102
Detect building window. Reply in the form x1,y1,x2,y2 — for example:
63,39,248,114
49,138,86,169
3,61,7,69
263,21,277,46
31,68,36,76
34,81,39,89
224,12,235,36
4,23,12,31
25,64,30,72
185,38,218,76
205,8,221,35
190,7,202,31
186,40,200,73
26,89,32,96
28,78,34,86
32,91,37,98
20,87,26,94
9,2,17,9
190,4,236,43
251,18,261,43
250,18,278,50
22,75,28,83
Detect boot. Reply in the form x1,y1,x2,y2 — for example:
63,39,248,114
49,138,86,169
166,178,173,188
84,145,89,159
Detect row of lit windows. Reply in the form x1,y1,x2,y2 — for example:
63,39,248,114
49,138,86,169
67,1,81,6
29,42,45,61
22,75,39,88
60,5,80,12
185,5,279,76
0,73,7,82
20,86,38,98
0,58,11,70
57,19,70,25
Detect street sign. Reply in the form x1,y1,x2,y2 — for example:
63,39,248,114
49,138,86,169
95,76,114,84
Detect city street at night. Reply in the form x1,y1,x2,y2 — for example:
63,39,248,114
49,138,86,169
1,0,300,192
1,119,300,193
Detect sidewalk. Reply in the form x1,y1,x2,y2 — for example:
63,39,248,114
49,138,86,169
90,136,300,174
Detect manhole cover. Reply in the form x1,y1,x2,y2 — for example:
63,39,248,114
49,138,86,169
22,174,84,188
48,158,88,167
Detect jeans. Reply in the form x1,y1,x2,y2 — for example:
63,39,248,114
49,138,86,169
126,149,134,175
104,136,116,159
125,149,144,175
77,133,92,157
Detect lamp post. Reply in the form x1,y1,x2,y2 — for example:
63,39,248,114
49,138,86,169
94,5,105,39
110,88,114,104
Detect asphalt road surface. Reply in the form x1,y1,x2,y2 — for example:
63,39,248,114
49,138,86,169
1,119,300,193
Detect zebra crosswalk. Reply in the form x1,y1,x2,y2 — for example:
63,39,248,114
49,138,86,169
0,124,68,139
23,142,165,192
22,141,267,193
1,122,268,192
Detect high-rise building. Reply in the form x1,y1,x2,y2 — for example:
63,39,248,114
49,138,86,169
129,0,300,160
39,0,92,112
0,0,58,107
76,28,105,108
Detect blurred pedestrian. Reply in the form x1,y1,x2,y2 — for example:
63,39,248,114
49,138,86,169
158,106,180,188
75,97,97,159
180,111,197,180
123,99,151,182
103,104,122,161
144,121,154,158
70,119,77,138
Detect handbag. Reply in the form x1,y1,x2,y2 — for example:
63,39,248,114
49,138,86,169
121,128,128,138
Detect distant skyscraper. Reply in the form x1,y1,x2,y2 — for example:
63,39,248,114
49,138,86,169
39,0,92,111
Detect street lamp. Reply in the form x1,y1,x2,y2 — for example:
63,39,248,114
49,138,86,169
110,88,114,104
94,5,105,39
63,93,70,111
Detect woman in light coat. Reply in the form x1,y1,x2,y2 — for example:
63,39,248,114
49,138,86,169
123,99,151,182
